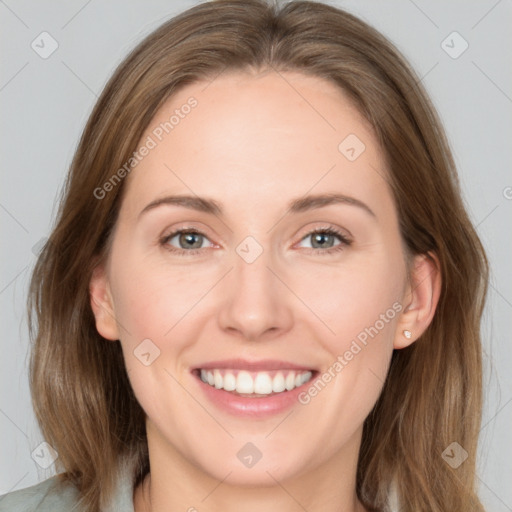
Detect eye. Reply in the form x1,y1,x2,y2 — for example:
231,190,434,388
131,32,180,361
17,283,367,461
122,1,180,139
296,226,352,255
159,229,213,255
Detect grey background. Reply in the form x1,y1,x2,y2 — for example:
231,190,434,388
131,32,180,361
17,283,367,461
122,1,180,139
1,0,511,509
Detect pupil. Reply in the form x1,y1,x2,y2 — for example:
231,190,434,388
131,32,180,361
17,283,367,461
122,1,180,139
313,233,332,248
181,233,202,249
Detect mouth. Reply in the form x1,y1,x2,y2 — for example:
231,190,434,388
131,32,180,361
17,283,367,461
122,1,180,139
191,367,319,398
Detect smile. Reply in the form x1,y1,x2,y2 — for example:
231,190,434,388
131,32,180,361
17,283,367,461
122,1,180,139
194,368,315,397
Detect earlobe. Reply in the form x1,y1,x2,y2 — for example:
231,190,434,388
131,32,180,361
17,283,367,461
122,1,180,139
89,264,120,341
394,251,442,349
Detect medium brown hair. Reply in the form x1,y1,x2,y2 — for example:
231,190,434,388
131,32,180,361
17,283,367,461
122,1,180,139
28,1,489,510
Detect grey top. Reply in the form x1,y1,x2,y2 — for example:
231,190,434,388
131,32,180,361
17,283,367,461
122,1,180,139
0,460,135,512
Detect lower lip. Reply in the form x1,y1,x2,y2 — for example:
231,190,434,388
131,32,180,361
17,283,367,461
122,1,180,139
192,370,318,418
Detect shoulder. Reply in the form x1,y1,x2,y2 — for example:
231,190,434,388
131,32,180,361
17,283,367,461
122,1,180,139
0,475,80,512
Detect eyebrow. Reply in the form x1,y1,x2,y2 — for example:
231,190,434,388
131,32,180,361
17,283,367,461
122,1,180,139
138,192,376,219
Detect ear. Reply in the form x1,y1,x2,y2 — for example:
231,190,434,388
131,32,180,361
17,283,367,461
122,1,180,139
394,251,442,349
89,263,120,341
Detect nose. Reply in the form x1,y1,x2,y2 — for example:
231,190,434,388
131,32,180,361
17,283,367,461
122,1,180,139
217,245,294,342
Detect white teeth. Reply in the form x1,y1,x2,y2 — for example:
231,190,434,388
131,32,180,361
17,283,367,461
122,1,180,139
285,372,295,391
198,369,313,396
236,371,254,393
272,371,286,393
254,372,273,394
223,372,236,391
213,369,223,389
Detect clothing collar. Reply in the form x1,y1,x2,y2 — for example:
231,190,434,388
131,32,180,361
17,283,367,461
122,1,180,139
103,456,136,512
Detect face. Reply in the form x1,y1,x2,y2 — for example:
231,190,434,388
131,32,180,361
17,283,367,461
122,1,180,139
91,69,418,487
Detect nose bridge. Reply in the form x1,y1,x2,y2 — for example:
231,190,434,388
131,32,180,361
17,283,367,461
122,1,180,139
217,234,293,340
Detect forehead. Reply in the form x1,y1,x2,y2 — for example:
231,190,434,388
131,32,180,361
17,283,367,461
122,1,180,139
121,70,391,219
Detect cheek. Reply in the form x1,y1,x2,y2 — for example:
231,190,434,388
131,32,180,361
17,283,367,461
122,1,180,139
295,265,401,445
107,249,224,404
292,254,404,347
109,250,212,343
108,258,205,418
291,248,404,401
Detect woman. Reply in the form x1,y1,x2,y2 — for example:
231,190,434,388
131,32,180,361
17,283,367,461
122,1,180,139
0,0,488,511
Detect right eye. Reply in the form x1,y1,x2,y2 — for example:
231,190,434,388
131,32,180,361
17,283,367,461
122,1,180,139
159,229,214,255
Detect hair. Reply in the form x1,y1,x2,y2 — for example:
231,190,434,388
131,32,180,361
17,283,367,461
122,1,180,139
27,0,489,511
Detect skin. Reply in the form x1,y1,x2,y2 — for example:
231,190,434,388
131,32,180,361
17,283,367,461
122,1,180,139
90,69,441,512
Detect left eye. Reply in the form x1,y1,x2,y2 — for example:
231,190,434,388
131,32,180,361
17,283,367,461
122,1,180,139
296,228,350,251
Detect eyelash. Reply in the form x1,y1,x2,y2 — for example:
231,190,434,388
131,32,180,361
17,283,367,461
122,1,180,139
159,225,352,256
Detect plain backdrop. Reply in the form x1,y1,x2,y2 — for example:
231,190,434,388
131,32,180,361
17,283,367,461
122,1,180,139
1,0,511,509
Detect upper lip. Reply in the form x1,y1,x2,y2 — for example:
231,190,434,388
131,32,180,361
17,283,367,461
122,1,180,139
193,359,317,372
